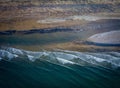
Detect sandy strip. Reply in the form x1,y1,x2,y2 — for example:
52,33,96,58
37,15,120,23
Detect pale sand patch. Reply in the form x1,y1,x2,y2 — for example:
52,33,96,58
88,30,120,44
37,15,120,24
37,18,66,24
67,15,120,21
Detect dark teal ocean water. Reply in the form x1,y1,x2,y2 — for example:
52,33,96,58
0,47,120,88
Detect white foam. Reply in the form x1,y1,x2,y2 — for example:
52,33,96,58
0,57,2,61
43,51,50,56
27,55,35,62
4,47,24,55
53,52,78,60
60,50,120,67
0,50,18,60
56,57,75,64
0,47,120,68
81,52,120,68
86,55,106,62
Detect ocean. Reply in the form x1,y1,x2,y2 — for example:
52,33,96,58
0,47,120,88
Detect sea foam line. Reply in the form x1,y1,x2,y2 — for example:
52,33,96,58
0,47,120,68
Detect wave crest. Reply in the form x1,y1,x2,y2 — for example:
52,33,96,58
0,47,120,69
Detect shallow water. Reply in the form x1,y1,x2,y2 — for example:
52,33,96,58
0,31,93,51
0,47,120,88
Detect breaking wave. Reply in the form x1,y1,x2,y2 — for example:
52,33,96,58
0,47,120,69
0,47,120,88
